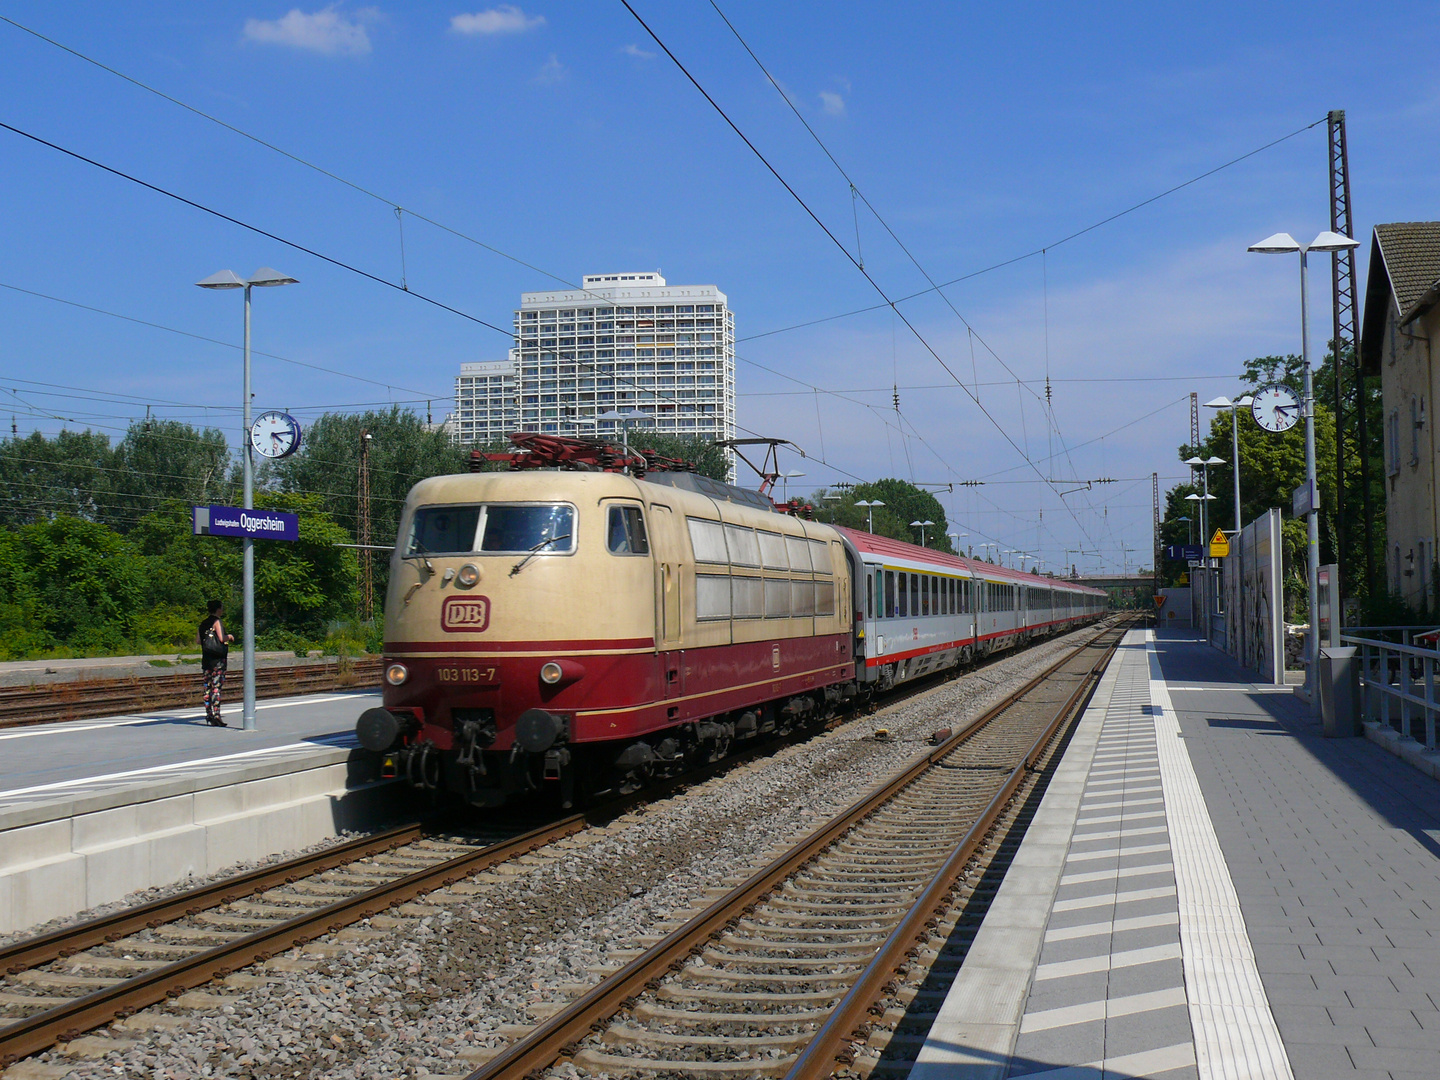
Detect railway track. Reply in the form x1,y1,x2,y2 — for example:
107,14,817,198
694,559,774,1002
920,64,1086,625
464,617,1130,1080
0,619,1120,1073
0,658,382,728
0,677,881,1068
0,818,575,1066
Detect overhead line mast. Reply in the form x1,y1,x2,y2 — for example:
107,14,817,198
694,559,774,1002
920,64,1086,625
1328,109,1372,597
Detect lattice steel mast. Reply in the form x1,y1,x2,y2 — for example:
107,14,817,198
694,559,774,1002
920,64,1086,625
1328,109,1372,596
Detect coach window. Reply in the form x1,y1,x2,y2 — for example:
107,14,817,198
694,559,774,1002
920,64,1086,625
910,574,919,618
758,530,788,569
897,572,908,618
606,505,649,555
921,577,929,617
885,570,896,617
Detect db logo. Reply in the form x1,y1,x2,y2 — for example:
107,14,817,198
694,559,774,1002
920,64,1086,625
441,595,491,633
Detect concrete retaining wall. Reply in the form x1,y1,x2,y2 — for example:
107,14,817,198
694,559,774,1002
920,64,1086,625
0,750,405,935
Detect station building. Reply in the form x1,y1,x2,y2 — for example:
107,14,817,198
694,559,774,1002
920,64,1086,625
1360,221,1440,609
511,272,736,453
449,354,520,447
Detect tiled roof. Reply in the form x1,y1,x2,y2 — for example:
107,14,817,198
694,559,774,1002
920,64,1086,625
1375,222,1440,323
1360,223,1440,371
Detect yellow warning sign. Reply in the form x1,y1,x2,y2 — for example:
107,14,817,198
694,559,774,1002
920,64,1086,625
1209,528,1230,558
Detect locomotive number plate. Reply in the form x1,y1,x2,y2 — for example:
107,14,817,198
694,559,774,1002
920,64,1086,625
435,667,498,684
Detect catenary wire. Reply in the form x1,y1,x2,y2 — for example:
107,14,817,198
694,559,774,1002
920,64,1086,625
620,0,1096,547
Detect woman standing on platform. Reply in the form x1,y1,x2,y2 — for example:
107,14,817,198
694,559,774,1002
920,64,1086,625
198,600,235,727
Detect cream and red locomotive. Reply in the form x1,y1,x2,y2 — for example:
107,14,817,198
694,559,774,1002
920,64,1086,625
356,460,1106,807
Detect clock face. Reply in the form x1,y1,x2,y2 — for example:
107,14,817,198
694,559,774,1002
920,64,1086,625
250,411,302,459
1251,384,1300,433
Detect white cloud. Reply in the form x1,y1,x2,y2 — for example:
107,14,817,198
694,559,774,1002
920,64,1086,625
450,6,545,35
243,6,376,56
535,53,565,84
622,43,656,60
819,90,846,117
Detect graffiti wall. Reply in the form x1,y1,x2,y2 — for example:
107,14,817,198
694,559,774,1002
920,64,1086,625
1223,508,1285,685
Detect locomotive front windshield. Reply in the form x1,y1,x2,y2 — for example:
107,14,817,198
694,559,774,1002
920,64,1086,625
405,503,575,557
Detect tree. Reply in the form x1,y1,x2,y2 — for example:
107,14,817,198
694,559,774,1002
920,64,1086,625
631,433,730,482
810,479,956,554
1163,353,1343,617
11,515,151,654
111,420,233,530
266,407,468,607
0,429,117,525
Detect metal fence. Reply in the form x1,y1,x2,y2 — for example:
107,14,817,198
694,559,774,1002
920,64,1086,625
1343,627,1440,749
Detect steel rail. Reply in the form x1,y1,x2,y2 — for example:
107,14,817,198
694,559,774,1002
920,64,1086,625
0,659,382,728
0,815,588,1065
463,618,1126,1080
0,821,426,977
785,620,1127,1079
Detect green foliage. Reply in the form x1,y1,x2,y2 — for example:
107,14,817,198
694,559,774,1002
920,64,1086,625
1161,346,1387,614
0,422,233,530
630,433,731,481
810,479,957,554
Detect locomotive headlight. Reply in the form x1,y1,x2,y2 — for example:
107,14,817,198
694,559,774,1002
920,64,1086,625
384,663,409,686
540,661,564,685
456,563,481,588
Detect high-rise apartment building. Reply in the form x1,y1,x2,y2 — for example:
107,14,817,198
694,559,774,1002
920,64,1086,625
513,273,736,453
449,354,519,446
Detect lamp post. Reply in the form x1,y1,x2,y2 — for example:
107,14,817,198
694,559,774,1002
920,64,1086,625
196,267,298,732
1174,516,1192,546
597,408,650,459
855,499,884,532
910,519,935,547
780,471,805,503
1248,230,1359,706
1204,397,1254,535
978,542,998,563
948,532,967,553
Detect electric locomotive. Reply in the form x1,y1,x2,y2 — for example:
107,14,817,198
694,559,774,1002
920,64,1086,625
356,465,855,807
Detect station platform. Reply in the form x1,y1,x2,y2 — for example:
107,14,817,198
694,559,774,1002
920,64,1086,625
0,689,402,936
914,628,1440,1080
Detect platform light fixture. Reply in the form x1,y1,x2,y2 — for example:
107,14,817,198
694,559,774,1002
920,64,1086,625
196,267,298,732
910,520,935,547
1248,229,1359,708
855,499,885,532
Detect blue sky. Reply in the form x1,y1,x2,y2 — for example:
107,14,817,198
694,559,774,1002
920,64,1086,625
2,1,1437,572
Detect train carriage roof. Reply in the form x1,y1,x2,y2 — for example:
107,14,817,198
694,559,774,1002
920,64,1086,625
835,526,1106,595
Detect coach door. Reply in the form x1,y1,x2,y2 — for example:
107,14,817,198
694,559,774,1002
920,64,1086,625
647,503,683,649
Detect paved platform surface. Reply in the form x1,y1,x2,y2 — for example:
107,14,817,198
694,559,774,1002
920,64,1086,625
0,689,379,819
914,627,1440,1080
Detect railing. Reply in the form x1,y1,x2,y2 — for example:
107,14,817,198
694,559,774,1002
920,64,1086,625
1343,632,1440,750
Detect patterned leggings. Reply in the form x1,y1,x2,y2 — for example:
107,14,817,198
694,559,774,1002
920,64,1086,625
203,667,226,714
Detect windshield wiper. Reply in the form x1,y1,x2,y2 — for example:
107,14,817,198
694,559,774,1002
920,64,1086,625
510,534,571,577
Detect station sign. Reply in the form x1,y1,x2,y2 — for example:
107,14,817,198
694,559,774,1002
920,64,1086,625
1292,480,1318,517
192,505,299,542
1164,544,1203,561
